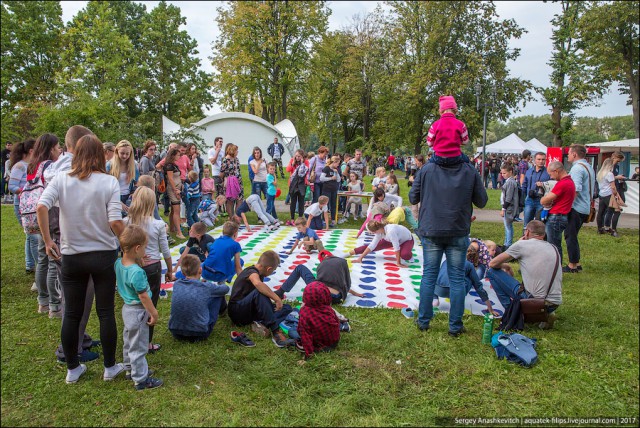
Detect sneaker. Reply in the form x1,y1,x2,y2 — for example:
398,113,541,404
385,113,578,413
339,321,351,333
167,237,176,245
125,369,154,381
65,364,87,384
251,321,271,338
562,265,579,274
295,340,305,354
448,326,467,338
49,310,63,319
30,282,37,292
103,363,126,381
89,340,102,348
576,265,583,271
416,321,430,331
401,307,414,319
539,312,558,330
270,222,280,230
286,220,294,226
610,229,619,238
180,222,188,229
513,217,522,222
230,331,256,347
148,343,162,354
57,349,100,364
135,377,164,390
272,330,296,348
38,304,50,314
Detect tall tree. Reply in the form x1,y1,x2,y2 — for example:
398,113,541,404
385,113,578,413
539,1,608,147
579,0,640,137
212,1,329,124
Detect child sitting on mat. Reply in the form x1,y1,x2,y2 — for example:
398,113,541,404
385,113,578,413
175,222,214,266
289,216,324,254
304,195,330,231
297,281,340,359
350,221,415,268
199,195,226,227
201,221,243,284
169,255,229,342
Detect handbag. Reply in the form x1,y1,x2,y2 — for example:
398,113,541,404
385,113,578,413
308,158,317,183
578,163,596,223
520,245,559,323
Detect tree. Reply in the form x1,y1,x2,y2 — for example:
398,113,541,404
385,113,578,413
539,1,608,147
212,1,329,124
579,1,640,137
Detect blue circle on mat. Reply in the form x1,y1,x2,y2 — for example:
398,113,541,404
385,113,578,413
361,270,375,275
263,277,271,282
362,292,376,298
278,254,289,260
161,268,167,274
469,291,479,297
363,255,376,260
283,245,293,249
356,299,377,307
362,260,376,265
359,284,376,290
361,277,376,283
475,299,485,305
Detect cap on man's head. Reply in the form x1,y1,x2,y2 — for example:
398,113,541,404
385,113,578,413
318,250,333,262
439,95,457,111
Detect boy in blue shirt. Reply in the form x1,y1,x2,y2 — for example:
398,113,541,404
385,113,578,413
288,217,325,254
202,221,244,284
185,170,202,227
169,255,230,342
115,225,163,390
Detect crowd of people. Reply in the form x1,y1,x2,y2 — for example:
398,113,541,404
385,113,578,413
2,93,634,390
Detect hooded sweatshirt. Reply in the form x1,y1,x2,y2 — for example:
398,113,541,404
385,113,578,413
298,281,340,357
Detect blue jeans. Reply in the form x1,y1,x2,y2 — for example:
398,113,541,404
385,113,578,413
252,181,268,199
486,268,530,311
418,235,470,333
322,189,337,223
305,213,324,230
312,182,323,204
186,197,201,227
545,214,568,264
228,289,292,332
490,171,498,189
266,194,277,218
276,265,316,298
475,264,487,280
523,197,542,230
14,202,39,270
503,216,514,248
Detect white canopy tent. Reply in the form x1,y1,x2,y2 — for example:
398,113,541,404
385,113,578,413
526,138,548,154
476,133,529,155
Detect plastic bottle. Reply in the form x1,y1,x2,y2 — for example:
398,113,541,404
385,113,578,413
482,313,494,344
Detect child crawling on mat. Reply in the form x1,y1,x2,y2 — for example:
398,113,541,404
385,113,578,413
350,220,415,268
289,217,324,254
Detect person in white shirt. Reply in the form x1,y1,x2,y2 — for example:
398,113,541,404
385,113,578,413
304,195,330,230
207,136,224,197
349,221,414,267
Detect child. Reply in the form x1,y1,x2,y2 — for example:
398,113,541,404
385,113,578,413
320,155,341,227
115,224,163,390
184,170,201,227
342,172,362,221
297,281,340,358
500,162,519,249
467,238,493,279
202,221,243,284
385,173,399,196
199,195,226,227
304,152,315,207
174,222,215,267
371,166,387,190
356,187,402,238
350,221,415,268
168,255,230,342
289,217,325,254
227,250,296,348
426,95,471,166
136,175,162,221
233,193,279,232
304,195,330,231
266,162,278,219
201,166,215,201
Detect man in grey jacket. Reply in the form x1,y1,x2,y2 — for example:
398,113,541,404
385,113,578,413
409,160,488,336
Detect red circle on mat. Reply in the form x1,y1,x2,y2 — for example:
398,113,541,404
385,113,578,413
386,273,401,278
387,294,406,300
383,251,396,256
385,279,403,285
386,286,404,292
384,257,397,262
384,262,399,267
273,285,280,290
297,255,310,259
292,260,307,265
387,301,408,308
385,266,400,272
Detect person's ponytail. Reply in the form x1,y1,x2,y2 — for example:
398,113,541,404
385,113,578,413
9,139,36,169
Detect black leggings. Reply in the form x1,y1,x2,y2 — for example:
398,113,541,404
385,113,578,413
596,195,611,230
290,191,305,220
142,262,162,344
60,250,118,370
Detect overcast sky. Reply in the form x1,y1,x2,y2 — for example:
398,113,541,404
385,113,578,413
59,0,631,119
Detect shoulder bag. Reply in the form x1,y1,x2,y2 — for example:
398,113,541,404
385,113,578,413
578,163,596,223
520,245,560,323
308,158,317,183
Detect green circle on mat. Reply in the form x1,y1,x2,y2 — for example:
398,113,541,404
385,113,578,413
325,246,336,251
240,251,247,256
410,275,421,280
296,296,303,302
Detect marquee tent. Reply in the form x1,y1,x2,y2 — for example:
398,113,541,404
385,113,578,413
475,133,529,155
526,138,548,154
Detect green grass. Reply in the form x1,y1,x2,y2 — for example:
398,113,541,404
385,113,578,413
1,172,638,426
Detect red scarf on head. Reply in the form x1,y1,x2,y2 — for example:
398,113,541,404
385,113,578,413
298,281,340,357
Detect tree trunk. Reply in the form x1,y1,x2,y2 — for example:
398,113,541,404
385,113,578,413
551,106,563,147
626,69,639,138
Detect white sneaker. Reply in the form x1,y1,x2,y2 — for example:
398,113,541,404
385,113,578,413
271,222,280,230
30,282,37,292
66,364,87,384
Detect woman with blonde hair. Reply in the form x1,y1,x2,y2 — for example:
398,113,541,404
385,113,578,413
220,143,244,218
608,151,627,237
107,140,139,212
596,158,621,235
126,186,173,353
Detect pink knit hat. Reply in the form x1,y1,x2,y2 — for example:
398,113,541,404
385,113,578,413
439,95,457,111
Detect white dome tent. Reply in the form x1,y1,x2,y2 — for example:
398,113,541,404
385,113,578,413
162,112,300,167
476,133,529,155
526,138,548,154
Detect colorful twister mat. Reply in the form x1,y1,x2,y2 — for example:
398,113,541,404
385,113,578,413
160,225,505,317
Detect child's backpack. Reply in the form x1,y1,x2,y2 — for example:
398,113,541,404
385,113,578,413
199,199,214,212
19,161,52,235
152,169,165,193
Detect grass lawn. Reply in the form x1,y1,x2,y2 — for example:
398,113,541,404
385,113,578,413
1,168,638,426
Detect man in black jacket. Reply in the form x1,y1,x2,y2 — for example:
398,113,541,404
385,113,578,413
267,137,286,179
409,160,488,336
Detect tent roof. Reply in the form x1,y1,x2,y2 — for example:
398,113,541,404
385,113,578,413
586,138,639,155
476,133,529,155
526,138,548,154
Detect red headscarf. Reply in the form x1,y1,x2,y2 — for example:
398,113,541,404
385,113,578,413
298,281,340,357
